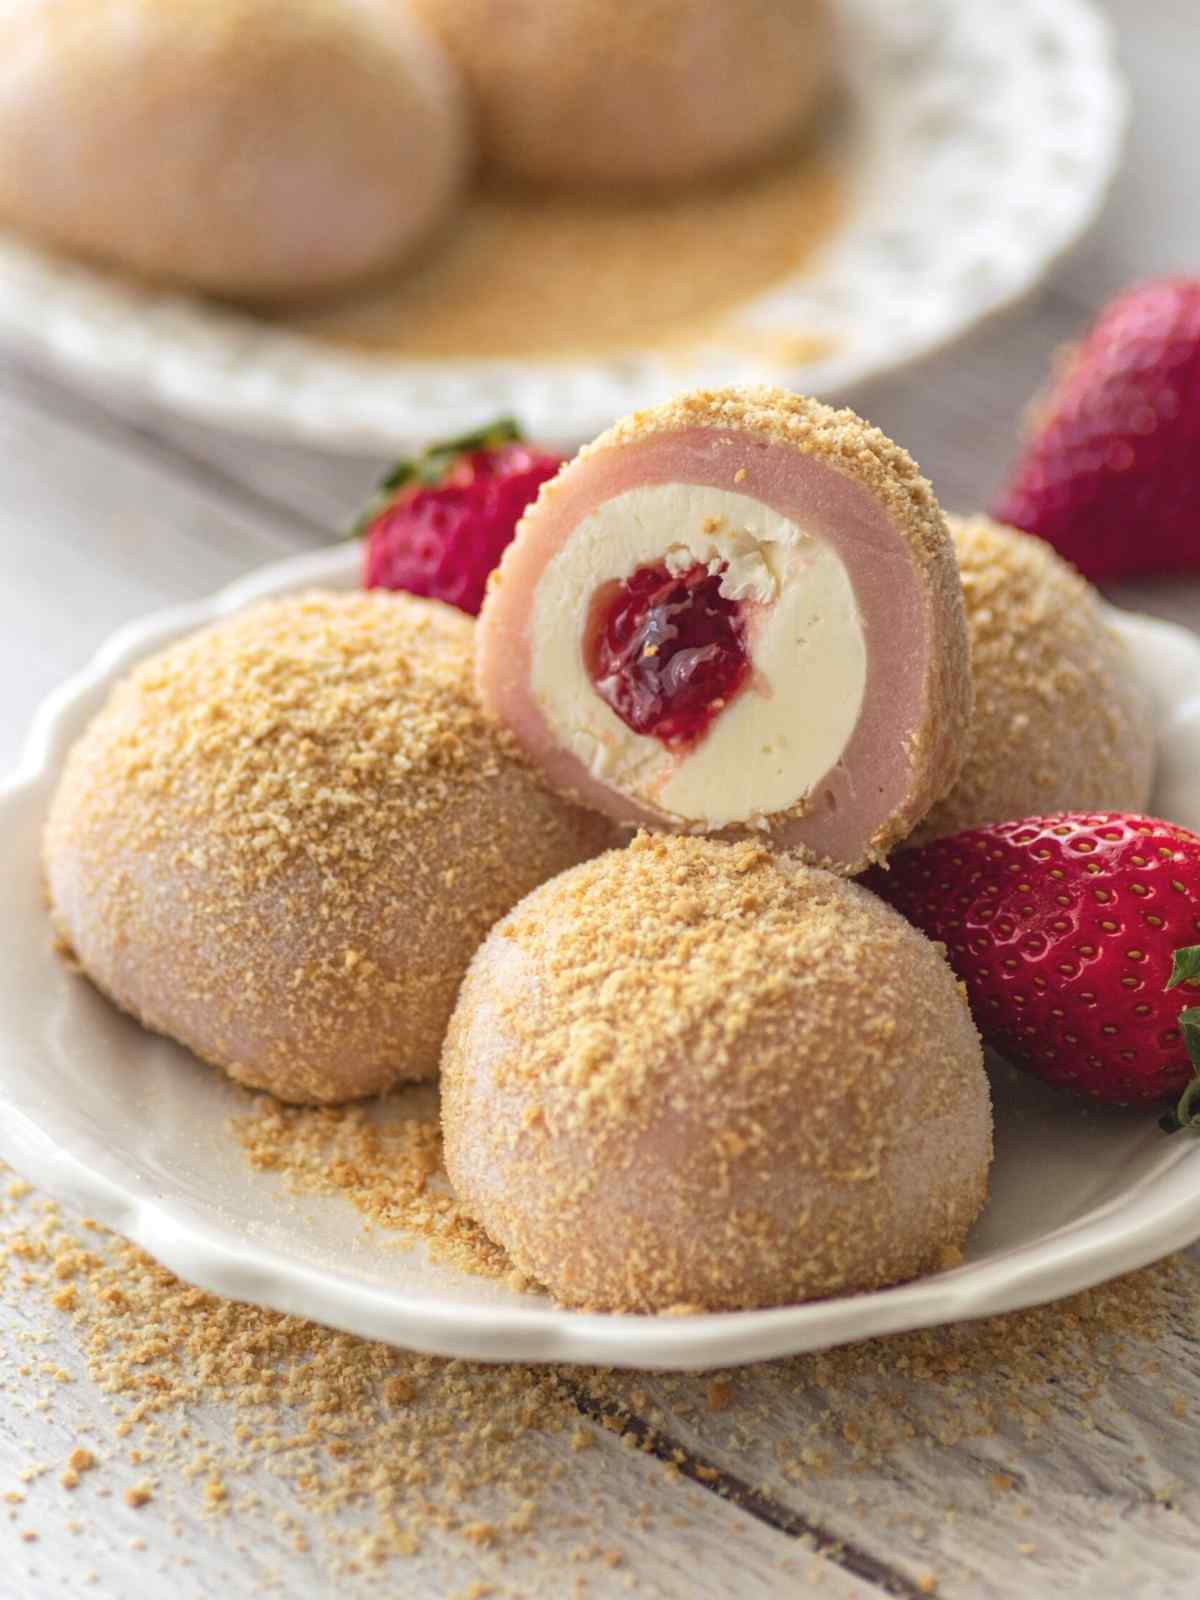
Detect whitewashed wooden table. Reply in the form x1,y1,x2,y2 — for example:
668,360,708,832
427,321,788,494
3,3,1200,1595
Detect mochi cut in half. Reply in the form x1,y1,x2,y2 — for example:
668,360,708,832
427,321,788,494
476,387,972,872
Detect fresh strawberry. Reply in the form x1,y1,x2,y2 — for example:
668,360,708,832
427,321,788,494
990,278,1200,582
861,812,1200,1120
358,419,564,616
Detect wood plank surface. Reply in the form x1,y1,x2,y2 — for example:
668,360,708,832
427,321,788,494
2,2,1200,1596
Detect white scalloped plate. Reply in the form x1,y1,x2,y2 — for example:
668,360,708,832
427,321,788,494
2,544,1200,1371
0,0,1124,451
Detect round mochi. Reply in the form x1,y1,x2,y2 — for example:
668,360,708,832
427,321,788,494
477,386,972,873
43,590,615,1105
0,0,468,301
442,833,992,1313
409,0,835,188
908,515,1156,845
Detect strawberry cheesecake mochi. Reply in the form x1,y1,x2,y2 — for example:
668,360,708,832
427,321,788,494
477,388,972,872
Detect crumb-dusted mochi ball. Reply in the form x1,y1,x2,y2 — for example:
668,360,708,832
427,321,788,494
43,591,615,1105
477,386,972,873
409,0,835,188
908,515,1155,846
441,834,992,1312
0,0,468,301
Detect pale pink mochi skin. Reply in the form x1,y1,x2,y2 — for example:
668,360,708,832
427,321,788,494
476,428,930,864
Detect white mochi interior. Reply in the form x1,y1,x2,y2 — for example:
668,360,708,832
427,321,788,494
529,483,868,829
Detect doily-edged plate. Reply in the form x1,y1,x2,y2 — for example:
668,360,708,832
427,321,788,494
2,545,1200,1371
0,0,1123,452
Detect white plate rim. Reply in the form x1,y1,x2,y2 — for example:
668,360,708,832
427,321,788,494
0,0,1126,452
4,542,1200,1372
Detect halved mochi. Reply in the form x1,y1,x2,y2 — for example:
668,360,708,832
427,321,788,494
476,387,972,872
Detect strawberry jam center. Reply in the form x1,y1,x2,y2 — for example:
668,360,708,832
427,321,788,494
585,563,750,752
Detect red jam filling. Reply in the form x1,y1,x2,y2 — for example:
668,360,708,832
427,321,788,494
584,563,750,752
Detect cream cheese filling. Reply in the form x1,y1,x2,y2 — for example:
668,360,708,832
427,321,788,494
529,483,867,828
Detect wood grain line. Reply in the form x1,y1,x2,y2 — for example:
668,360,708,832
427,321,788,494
559,1377,929,1599
120,420,335,544
0,353,331,544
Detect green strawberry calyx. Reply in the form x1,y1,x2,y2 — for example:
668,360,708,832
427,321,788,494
1159,945,1200,1132
349,418,524,540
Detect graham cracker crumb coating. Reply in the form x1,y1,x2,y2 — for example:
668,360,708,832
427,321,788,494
43,589,614,1104
442,833,992,1312
909,515,1155,846
232,1088,528,1288
2,1164,1190,1580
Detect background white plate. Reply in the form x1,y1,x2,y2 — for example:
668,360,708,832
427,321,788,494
0,0,1124,452
2,544,1200,1372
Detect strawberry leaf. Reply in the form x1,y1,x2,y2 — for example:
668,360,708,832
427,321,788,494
349,418,524,540
382,418,523,493
1160,1005,1200,1132
1166,945,1200,990
1179,1005,1200,1061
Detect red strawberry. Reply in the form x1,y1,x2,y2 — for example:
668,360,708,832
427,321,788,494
861,812,1200,1122
991,278,1200,582
359,418,564,616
